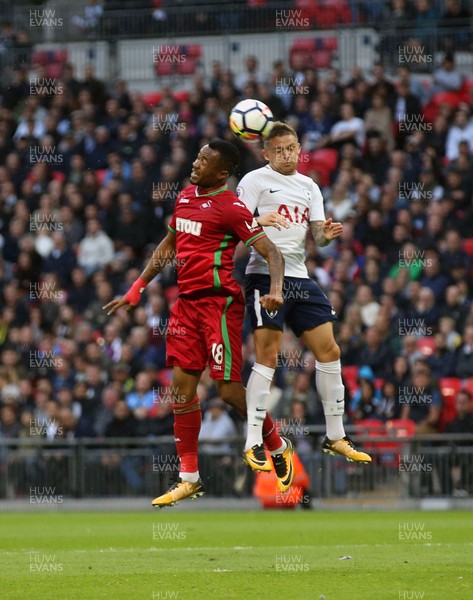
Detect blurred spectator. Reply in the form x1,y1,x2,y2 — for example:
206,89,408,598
77,218,114,274
400,364,442,433
440,0,472,51
455,324,473,379
72,0,103,37
125,371,155,420
444,390,473,496
350,365,381,421
445,106,473,161
426,332,456,377
329,103,365,149
433,53,464,93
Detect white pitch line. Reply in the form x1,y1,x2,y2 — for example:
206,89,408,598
1,542,472,557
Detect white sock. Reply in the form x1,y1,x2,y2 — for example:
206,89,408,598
315,359,346,441
179,471,199,483
244,362,275,450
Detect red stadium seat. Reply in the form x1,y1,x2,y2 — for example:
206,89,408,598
292,39,315,52
462,238,473,256
309,148,339,185
32,51,48,65
177,58,197,75
54,50,68,63
289,50,307,70
313,50,333,69
182,44,202,58
174,90,189,103
342,365,359,395
417,336,436,357
431,91,463,109
314,5,339,28
143,91,163,107
322,36,338,50
386,419,416,438
356,419,400,468
47,63,63,78
155,61,174,76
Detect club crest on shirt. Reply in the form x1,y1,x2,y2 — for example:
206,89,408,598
245,218,260,233
236,186,243,198
200,200,212,209
266,309,278,318
303,188,312,201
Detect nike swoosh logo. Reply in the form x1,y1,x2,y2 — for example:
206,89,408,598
280,458,294,486
336,399,344,403
269,189,281,193
256,407,266,412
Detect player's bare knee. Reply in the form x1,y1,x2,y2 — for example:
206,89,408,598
216,381,246,415
316,341,340,363
256,349,278,370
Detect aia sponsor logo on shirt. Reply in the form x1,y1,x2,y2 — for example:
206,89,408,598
175,217,202,236
278,204,309,225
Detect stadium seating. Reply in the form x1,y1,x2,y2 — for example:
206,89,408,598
342,365,359,396
289,36,338,71
32,49,68,78
154,44,202,78
463,239,473,256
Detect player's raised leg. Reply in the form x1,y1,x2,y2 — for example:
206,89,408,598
243,326,281,468
152,367,205,508
301,323,371,463
218,379,293,491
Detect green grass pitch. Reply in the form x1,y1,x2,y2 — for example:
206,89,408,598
1,510,472,599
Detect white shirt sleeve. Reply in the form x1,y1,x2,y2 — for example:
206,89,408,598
236,172,260,214
309,181,326,222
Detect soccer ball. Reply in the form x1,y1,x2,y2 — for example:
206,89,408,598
229,99,274,144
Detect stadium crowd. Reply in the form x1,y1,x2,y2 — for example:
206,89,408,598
0,26,473,478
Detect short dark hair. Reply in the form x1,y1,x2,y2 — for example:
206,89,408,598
208,139,240,176
264,121,298,146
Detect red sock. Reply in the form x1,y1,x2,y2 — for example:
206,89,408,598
173,396,201,475
262,413,283,452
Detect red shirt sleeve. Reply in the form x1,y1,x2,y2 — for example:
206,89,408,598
224,196,266,246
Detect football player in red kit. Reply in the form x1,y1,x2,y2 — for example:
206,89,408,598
104,140,294,507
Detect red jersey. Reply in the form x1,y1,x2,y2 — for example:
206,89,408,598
168,184,266,297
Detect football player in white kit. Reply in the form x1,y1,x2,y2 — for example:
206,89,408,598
239,122,371,492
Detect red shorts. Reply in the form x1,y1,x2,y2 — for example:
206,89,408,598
166,292,244,381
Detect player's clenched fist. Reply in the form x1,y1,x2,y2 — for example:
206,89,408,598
259,293,284,312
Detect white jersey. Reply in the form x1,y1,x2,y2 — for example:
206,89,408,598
237,165,325,278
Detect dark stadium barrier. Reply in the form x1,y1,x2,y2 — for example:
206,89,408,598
2,432,473,502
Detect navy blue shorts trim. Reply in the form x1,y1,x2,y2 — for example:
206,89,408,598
245,274,337,337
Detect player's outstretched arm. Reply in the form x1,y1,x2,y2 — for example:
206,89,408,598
310,218,343,247
103,231,176,315
255,212,290,231
251,236,284,312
